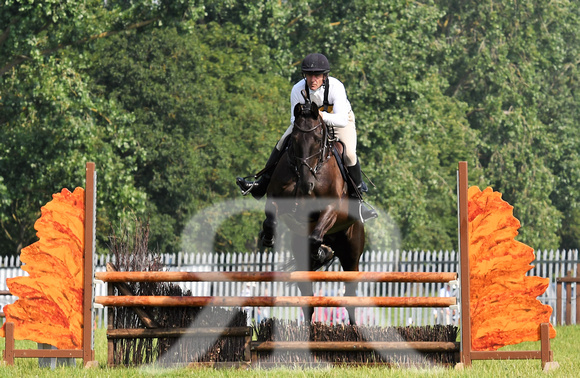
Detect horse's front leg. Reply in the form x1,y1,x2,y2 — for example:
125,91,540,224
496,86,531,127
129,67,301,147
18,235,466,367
334,221,365,325
291,233,315,325
309,204,338,263
297,281,314,326
344,281,358,325
259,200,278,250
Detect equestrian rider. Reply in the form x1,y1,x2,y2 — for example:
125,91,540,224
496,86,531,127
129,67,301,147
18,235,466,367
236,53,377,222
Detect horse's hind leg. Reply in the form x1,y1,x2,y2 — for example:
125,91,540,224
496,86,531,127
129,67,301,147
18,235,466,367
297,281,314,326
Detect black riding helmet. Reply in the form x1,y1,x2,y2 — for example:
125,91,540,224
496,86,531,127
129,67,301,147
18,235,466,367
301,53,330,74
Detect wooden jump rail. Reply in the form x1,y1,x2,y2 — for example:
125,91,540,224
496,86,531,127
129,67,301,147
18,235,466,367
94,271,457,283
94,271,459,308
252,341,459,353
95,295,456,308
106,327,252,339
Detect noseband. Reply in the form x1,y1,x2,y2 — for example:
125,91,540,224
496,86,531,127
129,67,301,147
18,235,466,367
288,114,333,180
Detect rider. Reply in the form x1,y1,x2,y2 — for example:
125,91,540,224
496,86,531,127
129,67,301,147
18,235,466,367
236,53,377,222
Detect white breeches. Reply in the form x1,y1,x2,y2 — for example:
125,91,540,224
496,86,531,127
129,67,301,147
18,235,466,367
277,110,358,166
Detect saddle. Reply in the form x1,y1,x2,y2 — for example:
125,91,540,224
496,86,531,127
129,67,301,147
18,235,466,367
331,141,349,185
330,141,368,198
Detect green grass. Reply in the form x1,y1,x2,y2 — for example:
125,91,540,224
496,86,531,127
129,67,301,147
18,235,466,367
1,325,578,377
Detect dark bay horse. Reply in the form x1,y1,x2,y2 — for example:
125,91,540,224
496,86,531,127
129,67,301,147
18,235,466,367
260,100,365,324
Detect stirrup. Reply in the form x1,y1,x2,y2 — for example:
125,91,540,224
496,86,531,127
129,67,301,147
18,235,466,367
259,230,274,248
236,176,258,196
358,201,378,223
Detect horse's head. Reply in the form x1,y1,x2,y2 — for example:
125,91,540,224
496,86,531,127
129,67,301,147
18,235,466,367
290,101,330,195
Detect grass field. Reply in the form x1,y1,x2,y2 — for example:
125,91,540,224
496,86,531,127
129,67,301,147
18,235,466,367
0,325,578,377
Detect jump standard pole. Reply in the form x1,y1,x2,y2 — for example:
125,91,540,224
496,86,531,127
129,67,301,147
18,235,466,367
458,161,471,367
83,162,98,367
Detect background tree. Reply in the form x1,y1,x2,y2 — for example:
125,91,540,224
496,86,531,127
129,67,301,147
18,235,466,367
436,0,580,248
83,22,288,253
0,0,204,254
1,0,578,256
0,56,146,254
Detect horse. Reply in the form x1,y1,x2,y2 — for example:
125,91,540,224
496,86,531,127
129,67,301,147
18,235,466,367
260,100,365,325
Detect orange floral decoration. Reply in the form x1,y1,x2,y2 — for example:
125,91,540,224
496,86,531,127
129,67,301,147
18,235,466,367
468,186,556,351
0,188,85,349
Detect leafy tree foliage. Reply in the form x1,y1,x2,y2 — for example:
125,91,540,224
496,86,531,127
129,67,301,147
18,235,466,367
437,0,580,248
0,0,204,254
0,56,146,254
1,0,578,255
83,23,288,253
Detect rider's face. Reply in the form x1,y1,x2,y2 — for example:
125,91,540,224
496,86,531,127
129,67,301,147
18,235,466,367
305,73,325,91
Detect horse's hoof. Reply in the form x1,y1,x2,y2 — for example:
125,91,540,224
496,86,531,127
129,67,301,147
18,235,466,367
259,230,274,248
311,248,325,263
319,245,334,262
311,245,335,270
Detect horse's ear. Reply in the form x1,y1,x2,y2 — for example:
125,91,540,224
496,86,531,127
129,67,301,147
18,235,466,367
310,102,319,118
293,103,302,118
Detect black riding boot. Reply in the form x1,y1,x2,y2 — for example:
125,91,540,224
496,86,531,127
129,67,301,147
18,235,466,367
236,147,282,200
347,160,378,223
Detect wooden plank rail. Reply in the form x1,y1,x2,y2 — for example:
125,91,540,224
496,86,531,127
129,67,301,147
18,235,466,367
107,327,251,339
95,271,457,283
96,295,456,308
252,341,460,353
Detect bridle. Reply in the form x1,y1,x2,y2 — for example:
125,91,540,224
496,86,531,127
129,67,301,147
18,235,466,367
288,106,334,180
